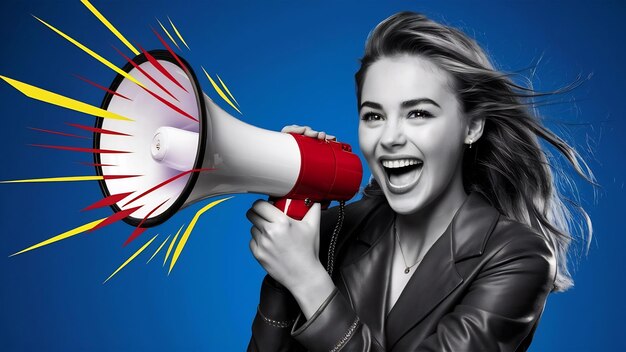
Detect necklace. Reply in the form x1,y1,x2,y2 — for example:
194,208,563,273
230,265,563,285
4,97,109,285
393,218,426,274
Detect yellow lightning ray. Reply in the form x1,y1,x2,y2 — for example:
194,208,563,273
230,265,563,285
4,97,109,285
0,175,108,184
168,197,233,274
202,67,242,115
0,75,133,122
163,224,184,267
216,74,240,107
146,235,170,264
9,218,106,257
156,18,180,50
80,0,139,55
103,234,158,284
33,16,146,89
168,17,190,50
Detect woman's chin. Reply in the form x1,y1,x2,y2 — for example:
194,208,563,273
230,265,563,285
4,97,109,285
382,187,427,215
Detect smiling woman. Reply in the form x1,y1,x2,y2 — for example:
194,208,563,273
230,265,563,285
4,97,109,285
245,11,594,352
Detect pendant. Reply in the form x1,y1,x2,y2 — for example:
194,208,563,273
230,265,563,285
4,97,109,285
404,267,410,274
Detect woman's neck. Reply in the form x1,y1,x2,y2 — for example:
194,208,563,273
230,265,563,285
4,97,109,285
395,173,468,259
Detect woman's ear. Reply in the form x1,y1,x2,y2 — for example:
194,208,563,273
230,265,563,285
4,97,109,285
465,116,485,145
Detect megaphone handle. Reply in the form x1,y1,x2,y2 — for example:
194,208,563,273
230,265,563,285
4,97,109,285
269,197,330,220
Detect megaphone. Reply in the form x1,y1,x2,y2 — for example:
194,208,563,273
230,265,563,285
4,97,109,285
94,50,362,227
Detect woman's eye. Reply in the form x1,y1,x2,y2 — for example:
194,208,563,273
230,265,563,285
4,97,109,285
361,112,384,122
407,110,433,119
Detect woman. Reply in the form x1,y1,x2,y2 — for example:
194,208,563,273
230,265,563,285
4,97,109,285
246,11,593,351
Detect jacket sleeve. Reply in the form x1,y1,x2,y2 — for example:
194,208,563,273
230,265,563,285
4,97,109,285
247,275,306,352
248,198,384,352
290,286,386,352
416,233,557,352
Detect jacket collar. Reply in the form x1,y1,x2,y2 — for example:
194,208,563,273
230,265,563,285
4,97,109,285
352,191,499,263
339,191,500,349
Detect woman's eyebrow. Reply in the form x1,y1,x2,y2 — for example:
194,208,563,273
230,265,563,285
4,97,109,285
359,101,383,111
401,98,441,109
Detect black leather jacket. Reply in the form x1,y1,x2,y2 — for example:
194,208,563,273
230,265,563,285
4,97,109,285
248,192,557,351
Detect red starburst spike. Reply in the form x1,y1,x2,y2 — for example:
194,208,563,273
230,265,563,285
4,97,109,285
66,123,132,136
137,44,188,93
123,168,211,207
83,191,134,211
29,144,130,154
123,198,170,246
89,205,143,232
73,74,132,100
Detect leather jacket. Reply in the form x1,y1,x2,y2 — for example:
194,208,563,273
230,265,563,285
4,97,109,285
248,192,557,351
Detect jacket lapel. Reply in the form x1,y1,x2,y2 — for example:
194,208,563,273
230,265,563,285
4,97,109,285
337,192,500,349
338,203,395,347
384,220,462,348
385,192,500,348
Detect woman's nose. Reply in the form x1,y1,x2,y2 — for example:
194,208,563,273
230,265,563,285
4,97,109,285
379,119,406,149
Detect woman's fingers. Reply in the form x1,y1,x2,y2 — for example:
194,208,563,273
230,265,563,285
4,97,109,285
281,124,335,140
251,199,285,223
303,127,319,138
281,125,305,133
250,226,263,246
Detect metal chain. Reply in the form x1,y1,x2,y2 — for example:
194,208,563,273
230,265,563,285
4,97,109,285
326,201,345,277
257,305,295,328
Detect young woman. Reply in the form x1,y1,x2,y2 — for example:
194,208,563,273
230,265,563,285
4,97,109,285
246,11,593,351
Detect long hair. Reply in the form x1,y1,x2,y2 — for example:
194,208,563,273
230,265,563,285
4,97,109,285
356,11,595,292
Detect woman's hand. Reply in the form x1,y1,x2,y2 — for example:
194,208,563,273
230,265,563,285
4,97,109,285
281,124,336,141
246,199,326,292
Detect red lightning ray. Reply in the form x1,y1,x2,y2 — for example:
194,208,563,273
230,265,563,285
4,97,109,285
152,27,188,75
123,168,211,207
123,198,170,246
113,46,198,123
28,127,89,139
137,44,188,93
82,191,134,211
103,175,142,180
29,144,130,153
73,74,131,101
89,205,143,232
139,83,198,122
66,122,131,136
112,45,179,102
79,162,117,167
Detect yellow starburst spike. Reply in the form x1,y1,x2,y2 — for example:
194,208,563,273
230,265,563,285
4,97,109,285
9,218,106,257
0,76,133,122
216,74,240,107
163,224,184,267
80,0,139,55
33,15,146,89
168,17,190,50
103,234,158,284
1,175,107,184
168,197,233,274
202,67,242,115
147,235,170,264
156,18,180,50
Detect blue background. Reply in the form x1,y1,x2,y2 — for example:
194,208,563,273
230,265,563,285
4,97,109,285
1,1,624,351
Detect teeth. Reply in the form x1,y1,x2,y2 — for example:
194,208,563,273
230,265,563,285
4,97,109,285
382,159,422,168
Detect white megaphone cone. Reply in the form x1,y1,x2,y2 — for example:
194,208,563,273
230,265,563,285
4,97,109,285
95,50,361,228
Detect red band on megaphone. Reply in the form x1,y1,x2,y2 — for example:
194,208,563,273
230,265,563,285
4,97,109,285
284,133,362,203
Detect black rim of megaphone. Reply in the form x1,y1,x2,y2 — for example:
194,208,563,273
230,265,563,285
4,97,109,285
94,49,207,228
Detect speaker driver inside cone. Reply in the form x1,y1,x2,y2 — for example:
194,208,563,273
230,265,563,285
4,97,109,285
94,50,207,228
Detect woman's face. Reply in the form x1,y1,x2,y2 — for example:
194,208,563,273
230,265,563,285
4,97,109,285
358,55,468,214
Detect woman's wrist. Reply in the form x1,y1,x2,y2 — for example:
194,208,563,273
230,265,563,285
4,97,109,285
288,264,336,320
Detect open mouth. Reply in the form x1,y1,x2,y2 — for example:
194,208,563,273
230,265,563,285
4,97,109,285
381,158,423,191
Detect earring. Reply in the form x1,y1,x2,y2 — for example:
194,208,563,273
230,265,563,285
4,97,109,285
468,138,473,149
